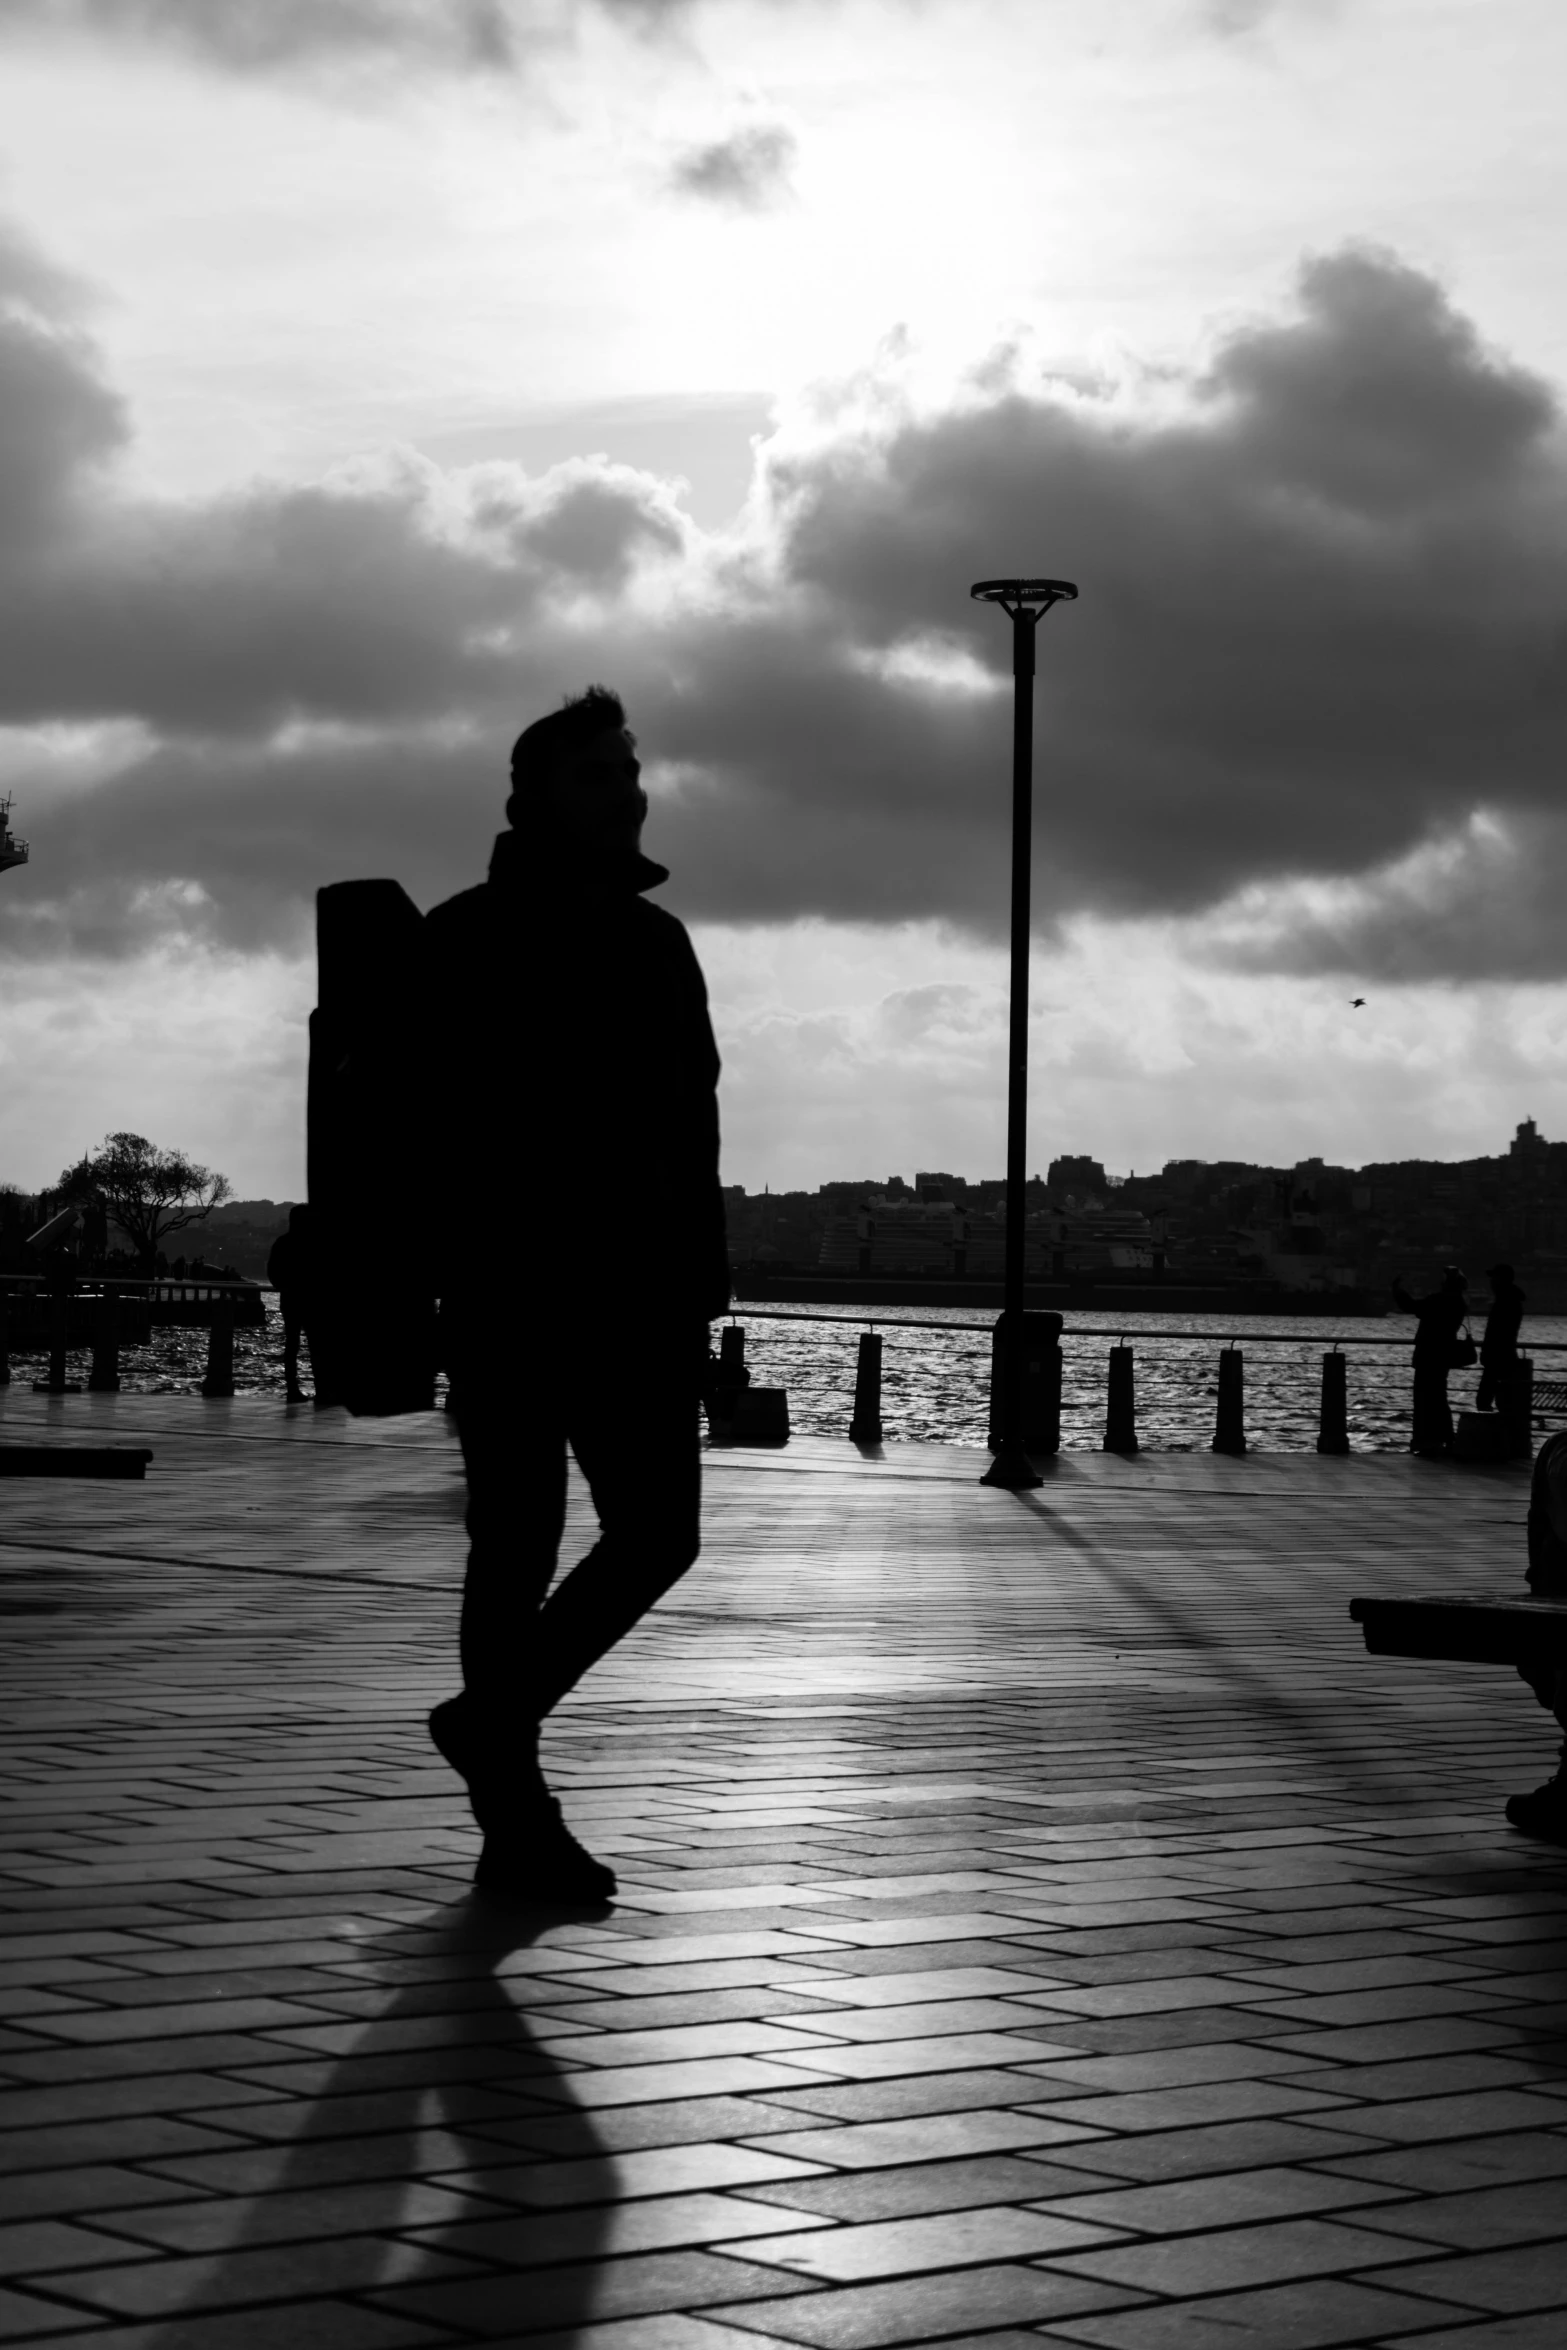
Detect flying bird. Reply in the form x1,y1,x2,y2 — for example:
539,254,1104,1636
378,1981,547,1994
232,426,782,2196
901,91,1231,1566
1350,997,1367,1008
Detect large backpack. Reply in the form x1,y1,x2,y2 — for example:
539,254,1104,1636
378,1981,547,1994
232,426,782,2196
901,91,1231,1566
306,880,438,1415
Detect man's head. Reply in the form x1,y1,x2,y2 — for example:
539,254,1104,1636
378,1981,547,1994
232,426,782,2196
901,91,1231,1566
1443,1265,1468,1293
507,685,647,858
1488,1262,1516,1287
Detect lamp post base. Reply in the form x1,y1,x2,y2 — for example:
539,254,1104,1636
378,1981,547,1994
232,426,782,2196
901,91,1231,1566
981,1441,1043,1490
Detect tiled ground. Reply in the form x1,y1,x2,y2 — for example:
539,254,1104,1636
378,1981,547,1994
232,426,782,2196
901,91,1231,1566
2,1388,1566,2350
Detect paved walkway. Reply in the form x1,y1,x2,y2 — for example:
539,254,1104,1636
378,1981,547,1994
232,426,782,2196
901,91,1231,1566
1,1391,1565,2350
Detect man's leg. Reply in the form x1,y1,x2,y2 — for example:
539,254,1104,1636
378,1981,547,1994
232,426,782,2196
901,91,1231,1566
529,1327,703,1720
435,1369,623,1900
445,1380,567,1780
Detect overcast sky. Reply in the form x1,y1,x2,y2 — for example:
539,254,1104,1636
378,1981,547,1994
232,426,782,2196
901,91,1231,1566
4,0,1567,1195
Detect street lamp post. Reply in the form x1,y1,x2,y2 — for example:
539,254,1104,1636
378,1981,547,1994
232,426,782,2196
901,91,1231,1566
971,577,1078,1491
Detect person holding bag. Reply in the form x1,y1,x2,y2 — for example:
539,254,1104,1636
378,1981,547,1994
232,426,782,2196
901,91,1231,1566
1392,1265,1471,1459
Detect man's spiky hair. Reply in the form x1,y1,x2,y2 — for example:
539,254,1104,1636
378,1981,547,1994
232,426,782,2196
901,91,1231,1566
508,686,630,806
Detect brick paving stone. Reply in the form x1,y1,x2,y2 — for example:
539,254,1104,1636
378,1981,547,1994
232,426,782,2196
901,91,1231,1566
439,2142,833,2208
1348,2175,1567,2250
735,2070,1087,2123
1049,2211,1433,2296
0,2215,162,2274
737,2153,1091,2221
1373,2319,1567,2349
89,2178,507,2252
729,2205,1125,2281
7,1403,1567,2349
1052,2277,1481,2348
983,2120,1410,2185
25,2232,481,2319
1358,2238,1567,2313
1018,2077,1358,2133
1027,2163,1410,2236
14,2308,451,2349
1304,2087,1567,2141
0,2282,117,2337
379,2247,827,2336
743,2110,1114,2169
703,2265,1140,2347
420,2192,835,2265
500,2098,817,2157
487,2320,774,2350
1316,2129,1567,2193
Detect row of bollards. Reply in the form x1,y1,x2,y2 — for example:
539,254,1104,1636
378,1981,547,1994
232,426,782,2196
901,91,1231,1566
833,1316,1531,1459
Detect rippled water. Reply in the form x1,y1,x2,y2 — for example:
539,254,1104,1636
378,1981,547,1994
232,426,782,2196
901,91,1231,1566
10,1298,1565,1453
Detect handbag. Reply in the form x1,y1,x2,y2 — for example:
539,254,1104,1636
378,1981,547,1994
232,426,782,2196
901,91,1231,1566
1450,1322,1478,1370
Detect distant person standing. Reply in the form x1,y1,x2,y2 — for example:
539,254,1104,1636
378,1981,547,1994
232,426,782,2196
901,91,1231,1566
1478,1262,1526,1415
1391,1265,1469,1458
424,686,729,1903
266,1204,317,1402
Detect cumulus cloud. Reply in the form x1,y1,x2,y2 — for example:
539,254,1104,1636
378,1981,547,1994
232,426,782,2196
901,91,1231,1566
7,226,1567,981
0,0,769,75
669,123,797,211
0,0,520,70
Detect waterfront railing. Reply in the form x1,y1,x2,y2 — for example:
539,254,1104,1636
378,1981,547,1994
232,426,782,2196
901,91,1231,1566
2,1274,1558,1453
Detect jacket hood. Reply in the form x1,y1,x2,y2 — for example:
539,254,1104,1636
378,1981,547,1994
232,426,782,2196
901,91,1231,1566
486,828,668,895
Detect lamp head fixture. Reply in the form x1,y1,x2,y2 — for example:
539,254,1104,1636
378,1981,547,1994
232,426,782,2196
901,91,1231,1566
970,578,1078,621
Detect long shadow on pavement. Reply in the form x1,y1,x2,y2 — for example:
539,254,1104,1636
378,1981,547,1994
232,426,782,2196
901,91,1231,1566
141,1892,614,2348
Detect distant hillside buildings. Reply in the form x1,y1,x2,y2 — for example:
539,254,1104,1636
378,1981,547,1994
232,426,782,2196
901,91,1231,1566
728,1121,1567,1305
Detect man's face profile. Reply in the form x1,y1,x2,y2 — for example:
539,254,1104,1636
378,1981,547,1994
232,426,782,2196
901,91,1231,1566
550,726,646,856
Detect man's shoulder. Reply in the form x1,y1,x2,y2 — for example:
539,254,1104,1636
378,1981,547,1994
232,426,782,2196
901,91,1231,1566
629,894,694,946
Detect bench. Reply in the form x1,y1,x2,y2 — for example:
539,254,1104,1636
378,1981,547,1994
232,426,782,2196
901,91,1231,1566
1350,1592,1567,1668
0,1447,154,1480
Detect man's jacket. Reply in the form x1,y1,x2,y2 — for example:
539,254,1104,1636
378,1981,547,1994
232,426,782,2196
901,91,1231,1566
424,829,730,1336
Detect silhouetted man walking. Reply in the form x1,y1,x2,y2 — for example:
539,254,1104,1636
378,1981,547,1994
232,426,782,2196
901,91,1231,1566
424,687,729,1900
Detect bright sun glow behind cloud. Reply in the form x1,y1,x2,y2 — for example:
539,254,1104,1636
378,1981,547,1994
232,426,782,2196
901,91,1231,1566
6,0,1567,1192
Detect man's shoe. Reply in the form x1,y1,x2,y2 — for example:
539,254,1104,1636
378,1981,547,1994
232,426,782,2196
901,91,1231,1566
1505,1778,1567,1841
474,1801,617,1904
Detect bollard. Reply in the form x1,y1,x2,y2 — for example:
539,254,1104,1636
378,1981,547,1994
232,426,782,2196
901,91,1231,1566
32,1283,81,1395
201,1292,235,1398
1104,1343,1137,1454
88,1291,121,1393
704,1320,749,1440
1317,1349,1349,1454
0,1287,9,1387
1502,1356,1535,1462
1212,1347,1246,1456
849,1330,883,1444
987,1311,1063,1457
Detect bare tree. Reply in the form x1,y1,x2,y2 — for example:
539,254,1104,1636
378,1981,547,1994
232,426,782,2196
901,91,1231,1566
58,1133,232,1270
